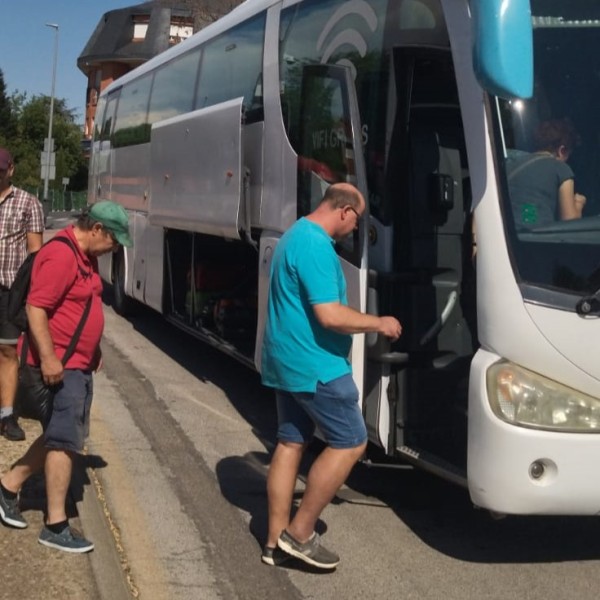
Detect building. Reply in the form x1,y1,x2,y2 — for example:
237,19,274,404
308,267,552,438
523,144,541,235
78,1,194,145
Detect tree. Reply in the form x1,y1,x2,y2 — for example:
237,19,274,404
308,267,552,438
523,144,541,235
8,93,87,191
0,69,17,147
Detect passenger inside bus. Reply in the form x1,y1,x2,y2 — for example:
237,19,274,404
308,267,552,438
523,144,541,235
507,118,586,229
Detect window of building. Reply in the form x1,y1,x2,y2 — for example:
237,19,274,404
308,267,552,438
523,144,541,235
169,18,194,44
133,16,149,41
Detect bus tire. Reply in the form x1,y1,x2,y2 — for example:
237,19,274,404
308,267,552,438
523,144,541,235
112,250,136,316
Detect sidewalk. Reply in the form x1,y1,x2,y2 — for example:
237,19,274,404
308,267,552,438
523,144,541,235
0,216,131,600
0,419,100,600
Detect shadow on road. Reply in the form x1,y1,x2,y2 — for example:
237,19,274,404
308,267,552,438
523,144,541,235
103,287,600,566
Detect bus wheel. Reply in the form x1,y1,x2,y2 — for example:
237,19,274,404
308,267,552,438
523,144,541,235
112,250,135,316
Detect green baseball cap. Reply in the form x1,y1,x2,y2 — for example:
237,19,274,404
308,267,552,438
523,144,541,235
89,200,133,247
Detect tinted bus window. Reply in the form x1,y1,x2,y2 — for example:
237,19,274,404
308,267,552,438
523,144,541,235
148,48,202,124
280,0,387,217
93,95,106,141
101,92,119,142
195,13,265,120
112,74,153,147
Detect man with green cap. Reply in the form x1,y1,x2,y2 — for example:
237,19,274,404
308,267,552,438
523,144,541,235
0,200,132,552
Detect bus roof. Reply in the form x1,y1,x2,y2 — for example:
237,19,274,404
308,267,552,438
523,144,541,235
101,0,279,96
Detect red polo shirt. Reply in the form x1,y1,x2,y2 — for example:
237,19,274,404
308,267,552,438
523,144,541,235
21,226,104,369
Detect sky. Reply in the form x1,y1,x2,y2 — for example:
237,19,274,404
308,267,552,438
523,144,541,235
0,1,138,124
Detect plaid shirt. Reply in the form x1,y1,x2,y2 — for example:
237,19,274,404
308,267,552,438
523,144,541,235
0,186,44,288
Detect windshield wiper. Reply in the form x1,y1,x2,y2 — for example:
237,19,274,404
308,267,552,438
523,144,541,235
576,288,600,316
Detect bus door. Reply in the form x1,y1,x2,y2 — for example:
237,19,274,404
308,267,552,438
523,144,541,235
364,47,475,481
295,64,370,404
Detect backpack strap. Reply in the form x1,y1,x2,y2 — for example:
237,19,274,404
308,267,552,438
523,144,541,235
20,236,94,368
47,236,90,280
20,296,93,368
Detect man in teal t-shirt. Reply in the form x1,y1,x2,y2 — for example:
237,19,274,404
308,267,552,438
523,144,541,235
261,183,402,570
260,216,352,391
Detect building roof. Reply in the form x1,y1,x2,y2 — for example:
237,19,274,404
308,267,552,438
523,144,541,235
77,2,193,74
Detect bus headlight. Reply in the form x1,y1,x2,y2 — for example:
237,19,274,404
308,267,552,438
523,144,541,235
487,361,600,432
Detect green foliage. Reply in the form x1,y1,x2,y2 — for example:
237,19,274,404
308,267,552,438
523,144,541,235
0,69,88,193
0,71,17,144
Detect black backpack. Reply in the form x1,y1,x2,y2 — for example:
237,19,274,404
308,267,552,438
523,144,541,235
7,236,85,332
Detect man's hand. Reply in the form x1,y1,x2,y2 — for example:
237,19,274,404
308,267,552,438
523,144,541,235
378,316,402,341
41,354,64,386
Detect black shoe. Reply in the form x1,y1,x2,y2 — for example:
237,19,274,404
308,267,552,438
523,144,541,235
277,530,340,569
0,415,25,441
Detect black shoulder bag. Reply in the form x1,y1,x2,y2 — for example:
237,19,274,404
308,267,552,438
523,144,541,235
15,296,92,427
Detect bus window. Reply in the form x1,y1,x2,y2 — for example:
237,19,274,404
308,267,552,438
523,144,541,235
496,1,600,306
148,48,202,125
279,0,387,219
298,65,364,266
100,92,119,143
93,95,107,142
195,12,265,120
112,73,153,148
298,67,354,213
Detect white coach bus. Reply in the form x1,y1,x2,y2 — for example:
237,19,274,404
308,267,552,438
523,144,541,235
88,0,600,515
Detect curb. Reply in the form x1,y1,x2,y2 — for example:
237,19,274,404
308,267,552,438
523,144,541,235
71,458,132,600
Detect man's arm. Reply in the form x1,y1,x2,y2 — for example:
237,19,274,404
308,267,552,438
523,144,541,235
26,231,43,254
312,302,402,341
26,303,63,385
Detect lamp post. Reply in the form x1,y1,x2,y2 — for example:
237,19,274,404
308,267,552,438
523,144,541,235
43,23,59,215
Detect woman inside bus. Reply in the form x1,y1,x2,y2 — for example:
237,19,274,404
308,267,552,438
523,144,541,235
507,118,586,229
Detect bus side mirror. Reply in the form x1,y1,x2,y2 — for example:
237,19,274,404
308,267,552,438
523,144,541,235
471,0,533,99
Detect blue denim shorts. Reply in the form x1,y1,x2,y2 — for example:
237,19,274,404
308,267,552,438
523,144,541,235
44,369,93,453
276,373,367,449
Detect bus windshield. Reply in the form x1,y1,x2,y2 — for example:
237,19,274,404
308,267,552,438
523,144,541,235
496,0,600,309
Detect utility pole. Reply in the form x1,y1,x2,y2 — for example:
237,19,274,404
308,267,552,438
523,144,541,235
42,23,59,217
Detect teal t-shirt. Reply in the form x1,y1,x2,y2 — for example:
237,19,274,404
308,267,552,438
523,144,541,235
261,218,352,392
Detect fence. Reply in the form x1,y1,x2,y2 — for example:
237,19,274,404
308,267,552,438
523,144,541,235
24,188,88,213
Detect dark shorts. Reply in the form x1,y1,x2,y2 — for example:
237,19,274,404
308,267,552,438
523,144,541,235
276,373,367,449
0,288,20,345
44,369,93,453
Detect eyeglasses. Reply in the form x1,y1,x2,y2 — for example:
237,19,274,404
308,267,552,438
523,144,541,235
346,205,361,220
103,227,119,245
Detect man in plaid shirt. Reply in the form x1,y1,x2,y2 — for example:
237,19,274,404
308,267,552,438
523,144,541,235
0,148,44,441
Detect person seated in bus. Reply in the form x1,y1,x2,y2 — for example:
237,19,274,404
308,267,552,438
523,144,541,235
507,118,586,228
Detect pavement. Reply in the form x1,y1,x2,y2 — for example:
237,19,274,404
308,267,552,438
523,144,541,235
0,420,107,600
0,213,131,600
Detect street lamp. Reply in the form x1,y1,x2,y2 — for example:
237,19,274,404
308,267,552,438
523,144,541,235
43,23,59,215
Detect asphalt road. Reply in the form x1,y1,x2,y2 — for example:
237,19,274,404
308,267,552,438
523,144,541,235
90,300,600,600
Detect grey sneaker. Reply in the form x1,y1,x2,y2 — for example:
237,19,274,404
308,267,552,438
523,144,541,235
38,525,94,553
0,485,27,529
277,530,340,569
261,545,292,566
